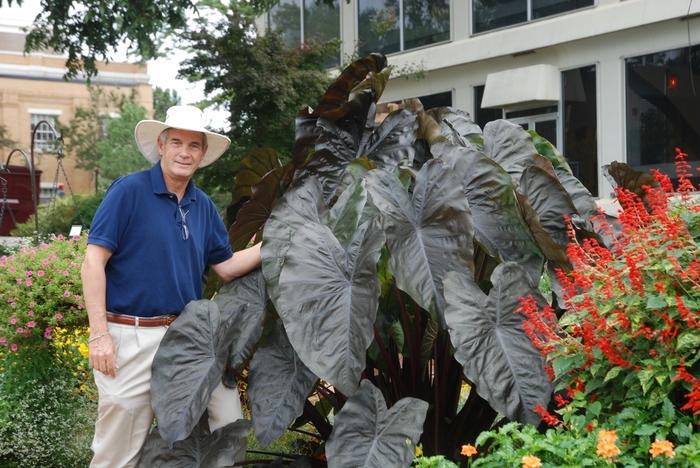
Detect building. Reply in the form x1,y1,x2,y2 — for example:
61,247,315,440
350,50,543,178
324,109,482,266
0,23,153,195
264,0,700,198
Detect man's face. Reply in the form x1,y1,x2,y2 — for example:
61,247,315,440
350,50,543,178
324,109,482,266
157,128,207,181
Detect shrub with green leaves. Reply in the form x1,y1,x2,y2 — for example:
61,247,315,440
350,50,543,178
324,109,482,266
12,192,104,237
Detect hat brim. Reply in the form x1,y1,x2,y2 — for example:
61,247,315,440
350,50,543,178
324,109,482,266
134,120,231,168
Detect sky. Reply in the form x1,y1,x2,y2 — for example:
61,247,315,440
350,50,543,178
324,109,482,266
0,0,225,128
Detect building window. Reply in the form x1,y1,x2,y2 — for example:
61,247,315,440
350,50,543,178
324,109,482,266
473,85,502,130
268,0,340,67
562,65,597,196
30,113,58,152
414,91,452,110
472,0,594,34
625,45,700,182
358,0,450,57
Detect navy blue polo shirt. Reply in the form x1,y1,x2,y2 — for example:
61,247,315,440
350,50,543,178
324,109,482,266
88,163,233,317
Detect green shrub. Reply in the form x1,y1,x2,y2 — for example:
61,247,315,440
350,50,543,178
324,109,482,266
12,192,104,237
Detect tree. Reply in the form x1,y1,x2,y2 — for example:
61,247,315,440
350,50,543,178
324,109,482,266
180,1,335,198
0,125,17,153
153,86,181,121
95,101,150,181
0,0,194,79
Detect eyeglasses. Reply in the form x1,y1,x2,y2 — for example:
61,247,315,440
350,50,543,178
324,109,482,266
177,206,190,241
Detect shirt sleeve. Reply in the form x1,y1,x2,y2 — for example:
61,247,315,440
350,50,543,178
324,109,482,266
206,200,234,265
87,178,131,252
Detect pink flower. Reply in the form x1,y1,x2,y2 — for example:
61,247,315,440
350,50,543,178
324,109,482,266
10,343,17,352
16,327,24,334
25,270,32,277
25,279,32,287
63,290,71,298
0,337,6,345
55,313,63,321
57,233,64,241
44,327,52,339
27,310,33,317
74,294,81,301
62,270,69,276
8,266,14,273
26,321,35,329
41,259,49,267
9,316,17,325
37,270,45,277
9,302,16,309
15,278,22,285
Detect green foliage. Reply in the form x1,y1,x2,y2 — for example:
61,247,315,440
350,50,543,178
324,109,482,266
12,192,104,237
0,124,16,150
1,0,194,79
181,1,335,196
0,236,86,354
0,357,95,468
153,86,181,121
95,101,150,181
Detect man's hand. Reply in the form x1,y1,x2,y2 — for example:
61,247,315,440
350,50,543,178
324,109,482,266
89,333,118,377
211,242,262,283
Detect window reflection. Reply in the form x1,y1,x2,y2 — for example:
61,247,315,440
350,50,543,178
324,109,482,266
532,0,594,20
269,0,302,49
626,46,700,181
472,0,527,34
403,0,450,51
358,0,401,56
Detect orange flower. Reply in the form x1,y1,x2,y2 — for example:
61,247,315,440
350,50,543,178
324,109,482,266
649,440,674,459
461,444,477,457
521,455,542,468
596,429,621,458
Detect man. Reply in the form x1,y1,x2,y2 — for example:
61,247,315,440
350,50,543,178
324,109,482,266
81,105,261,467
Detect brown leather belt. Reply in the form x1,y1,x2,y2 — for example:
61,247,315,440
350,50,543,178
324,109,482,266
106,312,178,327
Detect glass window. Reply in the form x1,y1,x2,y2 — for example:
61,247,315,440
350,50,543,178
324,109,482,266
532,0,594,19
304,0,341,67
268,1,340,66
358,0,401,57
473,85,502,130
626,45,700,183
562,65,598,196
472,0,593,34
30,114,58,152
403,0,450,51
358,0,450,57
269,0,302,49
415,91,452,110
472,0,527,34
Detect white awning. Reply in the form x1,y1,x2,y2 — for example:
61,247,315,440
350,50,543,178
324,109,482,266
481,64,561,110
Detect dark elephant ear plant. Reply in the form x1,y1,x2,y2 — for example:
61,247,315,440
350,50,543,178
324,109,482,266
140,54,604,466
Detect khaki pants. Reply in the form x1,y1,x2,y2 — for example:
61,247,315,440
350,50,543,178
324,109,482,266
90,322,243,468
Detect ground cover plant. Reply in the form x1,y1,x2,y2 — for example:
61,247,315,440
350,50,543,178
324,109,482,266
143,53,614,466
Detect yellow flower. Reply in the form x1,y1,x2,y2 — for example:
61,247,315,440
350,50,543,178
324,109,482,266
78,343,89,359
521,455,541,468
596,429,621,459
415,445,423,457
461,444,477,457
649,440,674,459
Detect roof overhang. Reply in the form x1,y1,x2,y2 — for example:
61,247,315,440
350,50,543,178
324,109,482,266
481,64,560,111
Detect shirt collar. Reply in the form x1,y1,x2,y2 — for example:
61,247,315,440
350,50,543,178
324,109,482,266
149,162,198,204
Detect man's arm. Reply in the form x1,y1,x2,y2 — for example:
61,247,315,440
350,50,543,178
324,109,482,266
210,242,262,283
81,243,118,377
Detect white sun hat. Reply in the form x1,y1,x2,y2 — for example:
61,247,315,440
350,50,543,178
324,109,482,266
134,105,231,168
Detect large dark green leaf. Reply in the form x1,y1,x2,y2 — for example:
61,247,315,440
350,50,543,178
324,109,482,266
137,414,249,468
604,161,658,196
261,177,327,304
360,109,417,168
323,178,374,248
519,164,579,250
443,263,552,425
483,120,539,184
365,159,474,321
425,107,481,147
516,193,570,266
213,269,267,383
554,166,598,219
151,300,241,445
231,148,281,205
435,143,544,284
529,130,574,175
248,322,318,447
275,219,385,396
326,379,428,468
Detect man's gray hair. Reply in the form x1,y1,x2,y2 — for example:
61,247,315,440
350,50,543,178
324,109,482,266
158,128,208,147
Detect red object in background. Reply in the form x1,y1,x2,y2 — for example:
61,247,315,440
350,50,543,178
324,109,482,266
0,165,42,236
668,74,679,90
